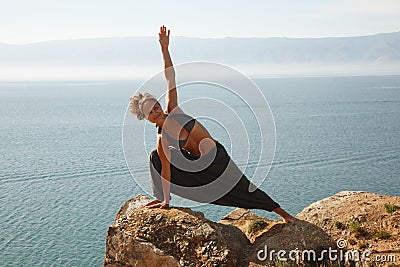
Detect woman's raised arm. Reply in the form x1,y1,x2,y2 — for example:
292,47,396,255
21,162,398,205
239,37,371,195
159,25,179,113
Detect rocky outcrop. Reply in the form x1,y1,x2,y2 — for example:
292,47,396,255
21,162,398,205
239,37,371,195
104,195,250,267
104,191,400,266
104,194,334,267
220,209,334,266
297,191,400,256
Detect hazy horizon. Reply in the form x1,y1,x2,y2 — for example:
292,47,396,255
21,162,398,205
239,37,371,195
2,0,400,80
2,30,400,46
1,31,400,81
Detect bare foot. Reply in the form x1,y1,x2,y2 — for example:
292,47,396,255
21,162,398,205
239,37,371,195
273,207,296,224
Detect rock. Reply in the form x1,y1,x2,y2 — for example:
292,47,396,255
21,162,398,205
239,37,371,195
104,194,249,267
297,191,400,255
104,227,180,267
219,208,269,240
220,211,334,266
104,191,400,266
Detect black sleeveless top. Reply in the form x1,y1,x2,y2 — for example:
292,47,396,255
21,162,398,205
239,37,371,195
157,113,196,149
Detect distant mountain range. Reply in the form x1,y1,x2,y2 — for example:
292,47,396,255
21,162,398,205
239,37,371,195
1,32,399,79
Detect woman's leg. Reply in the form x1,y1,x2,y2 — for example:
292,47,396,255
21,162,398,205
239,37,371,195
207,143,295,223
150,146,295,222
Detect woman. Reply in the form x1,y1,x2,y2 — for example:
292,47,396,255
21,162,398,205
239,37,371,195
129,25,294,223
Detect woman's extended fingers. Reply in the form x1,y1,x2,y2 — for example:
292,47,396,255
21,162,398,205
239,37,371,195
144,199,161,207
145,202,169,209
158,25,170,48
159,25,169,36
146,203,160,208
159,25,164,35
145,203,159,208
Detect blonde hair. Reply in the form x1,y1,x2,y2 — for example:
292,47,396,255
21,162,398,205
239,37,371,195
129,92,158,120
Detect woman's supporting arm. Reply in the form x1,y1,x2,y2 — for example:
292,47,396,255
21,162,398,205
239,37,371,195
144,136,171,209
157,136,171,206
159,25,178,113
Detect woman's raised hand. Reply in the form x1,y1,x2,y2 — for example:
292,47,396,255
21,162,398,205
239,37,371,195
159,25,170,49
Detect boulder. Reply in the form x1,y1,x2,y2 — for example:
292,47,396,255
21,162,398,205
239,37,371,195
220,209,335,266
297,191,400,256
104,191,400,266
104,195,249,267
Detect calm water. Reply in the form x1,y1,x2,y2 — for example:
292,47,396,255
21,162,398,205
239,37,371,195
1,75,399,266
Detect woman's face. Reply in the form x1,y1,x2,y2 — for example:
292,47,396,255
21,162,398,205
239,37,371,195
142,100,163,123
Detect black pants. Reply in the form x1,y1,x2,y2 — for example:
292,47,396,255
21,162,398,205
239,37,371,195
149,142,280,212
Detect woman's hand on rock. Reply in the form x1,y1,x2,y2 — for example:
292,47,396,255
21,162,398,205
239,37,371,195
144,199,161,207
144,199,169,209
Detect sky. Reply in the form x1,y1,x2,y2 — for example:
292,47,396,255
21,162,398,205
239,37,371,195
1,0,400,44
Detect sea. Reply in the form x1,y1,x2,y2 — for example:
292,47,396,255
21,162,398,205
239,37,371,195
1,75,399,266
